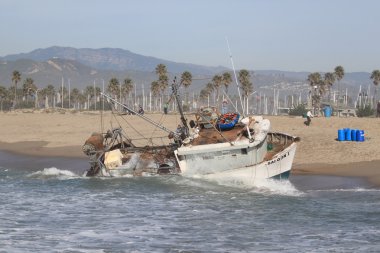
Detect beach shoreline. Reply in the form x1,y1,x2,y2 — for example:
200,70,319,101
1,110,379,186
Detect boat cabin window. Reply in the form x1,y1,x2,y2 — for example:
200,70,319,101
241,148,248,155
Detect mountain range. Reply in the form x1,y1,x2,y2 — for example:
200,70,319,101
0,46,374,96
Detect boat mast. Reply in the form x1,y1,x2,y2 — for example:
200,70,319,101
172,77,189,136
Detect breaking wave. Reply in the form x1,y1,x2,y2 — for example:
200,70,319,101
24,165,302,197
27,167,81,180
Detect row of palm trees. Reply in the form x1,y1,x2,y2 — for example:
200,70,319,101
0,70,136,111
4,64,379,114
307,66,345,113
199,69,253,114
1,65,254,113
307,66,380,114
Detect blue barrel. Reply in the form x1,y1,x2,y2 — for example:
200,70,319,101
338,129,345,141
324,106,332,117
357,130,365,142
361,130,365,142
345,128,352,141
351,129,357,141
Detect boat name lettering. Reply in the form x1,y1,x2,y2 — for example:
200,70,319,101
267,152,290,165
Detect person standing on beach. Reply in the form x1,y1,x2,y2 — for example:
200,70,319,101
305,110,313,126
164,103,168,114
221,99,228,114
377,101,380,117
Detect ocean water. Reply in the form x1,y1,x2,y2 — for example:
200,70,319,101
1,153,380,252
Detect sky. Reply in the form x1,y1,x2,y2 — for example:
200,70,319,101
0,0,379,72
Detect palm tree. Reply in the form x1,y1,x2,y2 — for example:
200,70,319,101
107,78,120,110
153,64,170,110
70,88,80,109
222,72,232,94
238,69,253,114
122,78,134,105
150,81,160,97
23,78,37,103
206,82,214,93
78,93,87,110
122,78,134,94
151,81,161,110
44,85,55,108
84,86,95,109
155,64,167,77
61,86,68,108
158,74,169,95
180,71,192,104
154,64,169,97
0,85,9,111
38,88,48,108
324,72,335,103
212,75,223,104
180,71,192,89
199,88,211,101
107,78,120,99
11,70,21,108
334,65,345,105
200,83,215,106
307,72,326,114
370,69,380,108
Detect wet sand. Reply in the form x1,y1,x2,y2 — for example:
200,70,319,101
0,109,379,185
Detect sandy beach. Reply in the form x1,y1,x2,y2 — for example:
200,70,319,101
0,109,379,185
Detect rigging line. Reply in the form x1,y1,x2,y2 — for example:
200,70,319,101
116,111,169,147
102,92,175,136
222,90,239,115
118,114,153,144
226,37,244,117
149,113,166,143
110,111,123,130
106,100,141,143
100,104,104,135
198,113,233,145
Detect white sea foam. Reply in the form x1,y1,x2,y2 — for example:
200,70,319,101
251,178,303,196
27,167,80,179
186,174,303,196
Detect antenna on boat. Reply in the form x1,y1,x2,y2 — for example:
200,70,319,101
226,37,245,117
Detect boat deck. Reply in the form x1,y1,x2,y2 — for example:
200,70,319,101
191,124,249,145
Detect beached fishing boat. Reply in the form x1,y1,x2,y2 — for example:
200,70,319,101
82,79,299,182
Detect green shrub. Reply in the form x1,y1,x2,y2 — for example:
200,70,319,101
182,104,190,112
289,104,308,116
357,105,374,117
16,101,34,109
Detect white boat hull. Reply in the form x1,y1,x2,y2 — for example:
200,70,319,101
198,142,297,184
175,133,297,184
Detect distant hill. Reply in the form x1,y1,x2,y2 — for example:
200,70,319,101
0,46,228,75
0,58,160,90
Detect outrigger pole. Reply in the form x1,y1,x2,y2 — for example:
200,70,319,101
226,37,245,118
101,92,177,137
